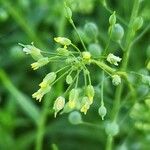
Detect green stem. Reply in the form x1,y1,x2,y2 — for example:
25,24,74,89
69,19,87,51
106,135,113,150
106,0,140,149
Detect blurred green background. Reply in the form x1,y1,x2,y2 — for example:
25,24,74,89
0,0,150,150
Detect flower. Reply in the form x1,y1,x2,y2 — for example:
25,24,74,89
19,43,43,60
39,72,57,88
82,51,91,60
32,85,51,102
53,96,65,117
31,57,49,70
112,75,121,86
86,85,95,104
80,96,91,114
107,53,122,66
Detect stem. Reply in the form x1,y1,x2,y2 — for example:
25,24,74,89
69,19,87,51
106,0,140,149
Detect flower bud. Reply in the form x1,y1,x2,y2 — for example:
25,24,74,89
68,89,79,108
112,75,121,86
88,43,102,58
64,4,72,19
82,51,91,61
53,96,65,117
66,74,73,84
109,11,116,25
84,22,98,39
105,121,119,136
32,85,51,102
107,53,122,66
86,85,95,104
68,111,82,125
98,105,107,120
132,17,143,31
109,23,124,42
39,72,57,88
54,37,71,46
31,57,49,70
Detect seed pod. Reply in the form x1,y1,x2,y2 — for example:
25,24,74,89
105,121,119,136
98,105,107,120
88,43,102,58
66,74,73,84
110,23,124,42
84,22,98,40
53,96,65,117
39,72,57,88
68,111,82,125
109,11,116,25
112,75,121,86
132,17,143,31
86,85,95,104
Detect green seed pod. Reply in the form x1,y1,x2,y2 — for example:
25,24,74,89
86,85,95,104
88,43,102,58
84,22,98,39
105,121,119,136
64,5,72,19
66,74,73,84
132,17,143,31
109,11,116,25
39,72,57,88
98,105,107,120
110,24,124,42
0,8,8,22
68,111,82,125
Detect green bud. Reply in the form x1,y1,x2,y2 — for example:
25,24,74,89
105,121,119,136
88,43,102,58
84,22,98,39
98,105,107,120
39,72,57,88
68,111,82,125
110,23,124,42
132,17,143,31
86,85,95,104
64,4,72,19
66,74,73,84
109,11,116,25
112,75,121,86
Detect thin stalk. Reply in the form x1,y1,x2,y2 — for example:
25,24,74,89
69,19,87,51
